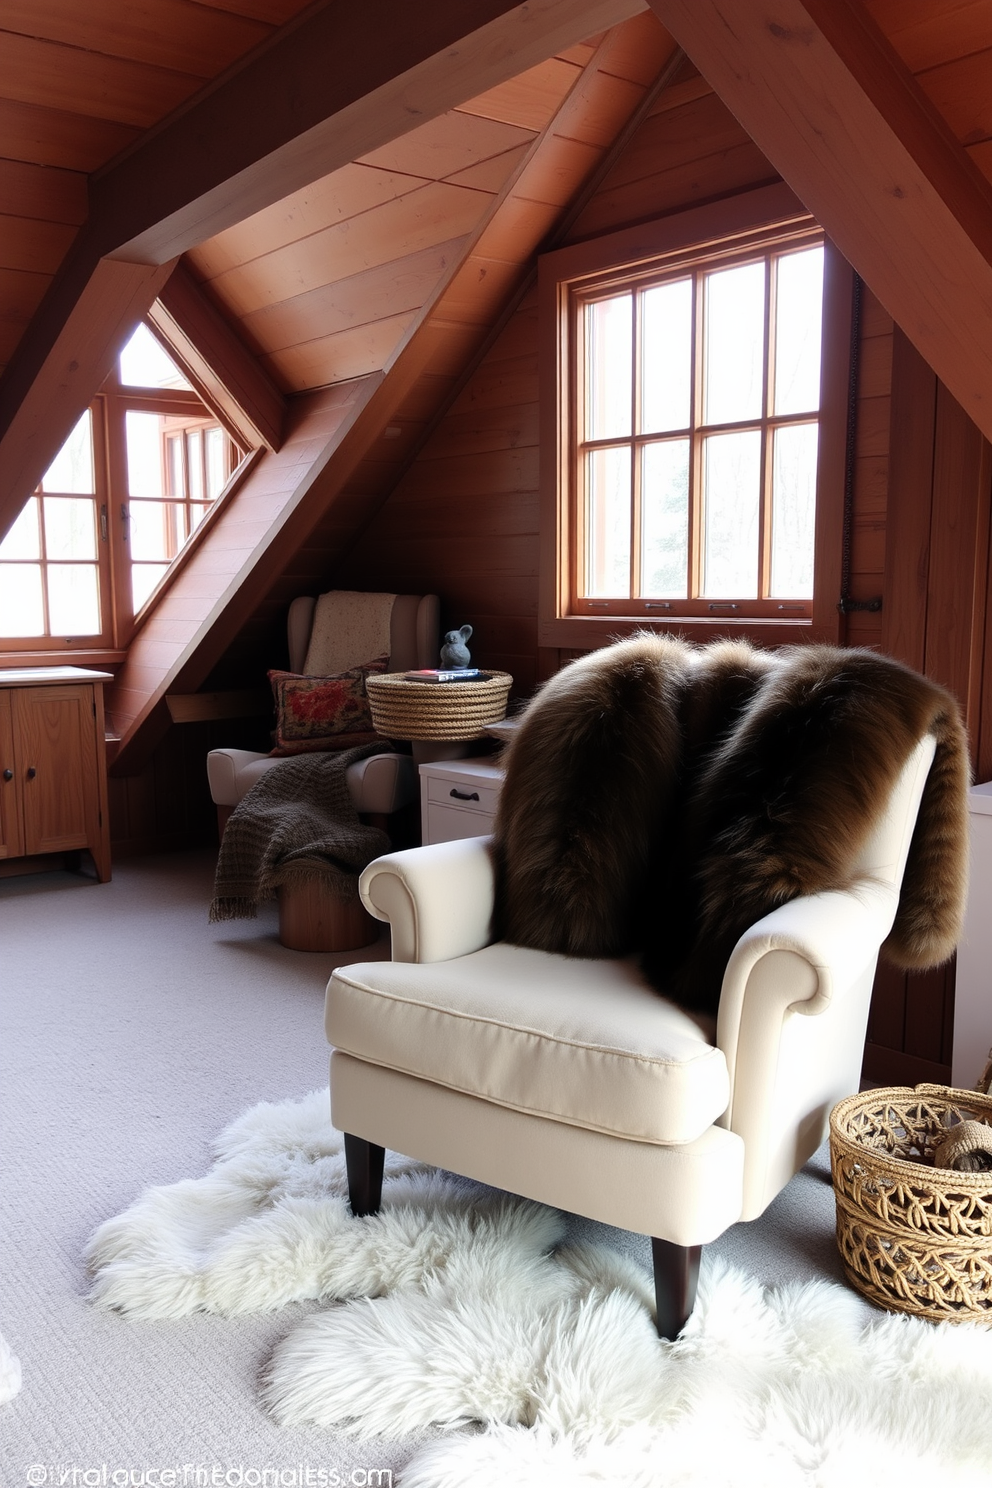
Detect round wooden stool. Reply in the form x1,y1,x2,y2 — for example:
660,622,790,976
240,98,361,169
277,878,378,952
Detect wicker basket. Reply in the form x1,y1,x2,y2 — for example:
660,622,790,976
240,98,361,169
365,671,513,741
829,1084,992,1324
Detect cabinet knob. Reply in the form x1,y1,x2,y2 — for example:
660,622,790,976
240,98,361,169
2,769,11,782
26,766,36,779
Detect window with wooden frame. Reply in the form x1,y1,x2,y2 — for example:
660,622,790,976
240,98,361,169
539,186,852,648
0,323,252,654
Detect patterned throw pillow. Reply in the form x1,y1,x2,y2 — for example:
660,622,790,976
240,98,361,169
268,655,388,755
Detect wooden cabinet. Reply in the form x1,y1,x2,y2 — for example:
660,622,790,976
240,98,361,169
419,758,504,844
0,667,112,882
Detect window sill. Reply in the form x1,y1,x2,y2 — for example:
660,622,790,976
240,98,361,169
0,648,125,669
539,614,842,650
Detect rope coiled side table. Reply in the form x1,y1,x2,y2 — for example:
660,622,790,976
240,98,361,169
366,671,513,741
829,1083,992,1324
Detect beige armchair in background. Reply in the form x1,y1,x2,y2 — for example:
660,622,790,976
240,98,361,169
207,592,439,835
207,591,438,951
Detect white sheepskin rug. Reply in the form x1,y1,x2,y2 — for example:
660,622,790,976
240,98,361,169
86,1090,992,1488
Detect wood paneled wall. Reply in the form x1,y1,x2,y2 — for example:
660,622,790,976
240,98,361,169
344,291,542,690
343,72,893,682
109,714,268,857
564,66,777,240
863,329,992,1085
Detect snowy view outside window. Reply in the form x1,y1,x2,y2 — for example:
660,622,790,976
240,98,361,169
579,242,824,608
0,322,246,642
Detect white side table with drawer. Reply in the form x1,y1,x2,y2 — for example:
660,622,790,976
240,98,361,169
419,757,504,844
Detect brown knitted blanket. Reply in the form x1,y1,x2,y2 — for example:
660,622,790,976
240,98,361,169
209,743,393,921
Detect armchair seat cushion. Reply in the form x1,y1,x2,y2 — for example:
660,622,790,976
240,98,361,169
326,943,729,1145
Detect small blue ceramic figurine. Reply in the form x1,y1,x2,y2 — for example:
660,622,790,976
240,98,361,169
440,624,473,669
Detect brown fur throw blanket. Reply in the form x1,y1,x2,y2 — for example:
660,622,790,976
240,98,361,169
492,637,970,1016
210,743,392,921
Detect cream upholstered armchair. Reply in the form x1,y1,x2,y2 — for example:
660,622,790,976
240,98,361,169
207,591,439,834
324,639,968,1338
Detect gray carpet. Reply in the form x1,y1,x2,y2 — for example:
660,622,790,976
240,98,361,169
0,850,866,1486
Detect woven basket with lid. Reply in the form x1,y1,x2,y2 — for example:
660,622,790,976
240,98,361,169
829,1083,992,1324
366,670,513,741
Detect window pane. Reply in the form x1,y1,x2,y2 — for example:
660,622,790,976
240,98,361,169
187,429,203,500
641,279,692,434
167,435,184,499
190,503,209,532
703,262,765,426
641,440,689,598
701,429,761,598
205,427,227,499
774,248,824,415
0,564,44,635
770,422,818,597
125,411,165,499
47,564,100,634
43,497,97,561
40,411,94,494
585,296,632,440
131,563,168,613
0,498,41,560
584,445,631,597
129,499,184,561
119,324,192,390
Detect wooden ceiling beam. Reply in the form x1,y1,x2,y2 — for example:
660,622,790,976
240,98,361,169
646,0,992,447
148,262,286,452
0,0,644,542
94,0,648,267
107,13,670,770
0,248,176,534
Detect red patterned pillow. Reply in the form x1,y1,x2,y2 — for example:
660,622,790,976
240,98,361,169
268,655,388,755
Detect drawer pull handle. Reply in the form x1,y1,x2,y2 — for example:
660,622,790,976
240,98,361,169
450,789,480,802
2,769,11,782
26,766,37,779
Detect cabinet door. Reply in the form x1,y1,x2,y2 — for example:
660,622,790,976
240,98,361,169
13,685,99,855
0,690,24,858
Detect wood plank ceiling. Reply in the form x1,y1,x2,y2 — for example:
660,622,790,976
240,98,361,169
0,0,315,379
183,23,671,396
0,0,647,539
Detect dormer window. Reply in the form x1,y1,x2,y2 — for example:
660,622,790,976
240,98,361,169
0,320,254,654
109,325,247,616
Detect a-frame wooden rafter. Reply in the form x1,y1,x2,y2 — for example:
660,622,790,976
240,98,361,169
0,0,645,544
107,14,681,770
647,0,992,448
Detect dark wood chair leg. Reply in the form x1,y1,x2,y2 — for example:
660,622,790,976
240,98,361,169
651,1238,702,1339
344,1133,385,1217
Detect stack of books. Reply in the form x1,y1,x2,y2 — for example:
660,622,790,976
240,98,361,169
404,668,490,683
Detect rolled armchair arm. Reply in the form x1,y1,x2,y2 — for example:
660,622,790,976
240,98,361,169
716,878,899,1221
359,836,496,963
719,877,899,1034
